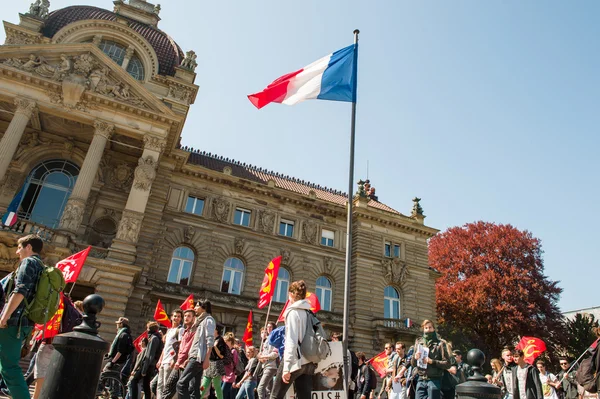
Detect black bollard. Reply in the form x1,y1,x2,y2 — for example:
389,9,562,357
40,294,110,399
455,349,502,399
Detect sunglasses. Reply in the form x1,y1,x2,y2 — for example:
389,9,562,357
560,363,568,366
385,347,392,350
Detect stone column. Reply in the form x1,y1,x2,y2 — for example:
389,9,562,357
0,98,36,182
108,135,165,262
58,120,114,232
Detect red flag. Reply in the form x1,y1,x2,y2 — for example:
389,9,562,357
515,336,546,365
153,299,172,328
35,292,65,339
180,294,195,311
367,350,389,378
276,291,321,323
133,331,148,352
258,256,282,309
242,310,253,346
56,246,91,284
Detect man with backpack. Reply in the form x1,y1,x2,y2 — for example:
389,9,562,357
130,321,164,399
0,234,46,399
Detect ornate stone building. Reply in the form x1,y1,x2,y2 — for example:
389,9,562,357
0,0,439,353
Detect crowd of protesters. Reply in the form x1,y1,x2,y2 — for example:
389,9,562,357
0,235,596,399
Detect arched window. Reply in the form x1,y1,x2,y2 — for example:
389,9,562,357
274,268,290,303
221,257,245,295
384,286,401,319
316,276,332,311
19,159,79,228
97,40,145,80
167,247,194,285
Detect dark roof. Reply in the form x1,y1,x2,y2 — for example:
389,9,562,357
184,148,402,215
42,6,184,76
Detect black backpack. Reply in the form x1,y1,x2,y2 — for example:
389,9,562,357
59,296,83,333
368,365,378,392
576,344,600,393
350,351,359,381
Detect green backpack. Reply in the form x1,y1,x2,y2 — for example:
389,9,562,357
7,258,66,324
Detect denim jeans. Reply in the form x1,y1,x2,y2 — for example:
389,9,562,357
235,380,257,399
416,379,441,399
177,358,204,399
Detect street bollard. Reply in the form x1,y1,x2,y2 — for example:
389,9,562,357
456,349,502,399
40,294,110,399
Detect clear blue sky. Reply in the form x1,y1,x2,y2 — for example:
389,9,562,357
3,1,598,312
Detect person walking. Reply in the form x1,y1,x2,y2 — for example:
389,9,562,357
511,350,542,399
0,235,45,399
157,309,184,398
256,322,278,399
130,321,164,399
201,323,229,399
177,299,215,399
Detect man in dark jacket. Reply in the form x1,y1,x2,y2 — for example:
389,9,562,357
130,321,163,399
557,358,578,399
511,350,542,399
411,320,451,399
105,317,134,375
356,352,375,399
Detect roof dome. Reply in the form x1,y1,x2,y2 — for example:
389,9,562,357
42,5,184,76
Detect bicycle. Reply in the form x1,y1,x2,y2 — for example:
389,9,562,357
96,370,127,399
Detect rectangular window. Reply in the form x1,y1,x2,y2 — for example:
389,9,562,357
384,241,392,257
234,208,251,227
185,196,204,216
279,219,294,237
394,244,401,258
321,229,335,247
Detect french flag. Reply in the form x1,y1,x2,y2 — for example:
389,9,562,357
2,185,24,227
248,44,357,109
405,318,414,328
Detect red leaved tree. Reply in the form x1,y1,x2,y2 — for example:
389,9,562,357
429,221,565,359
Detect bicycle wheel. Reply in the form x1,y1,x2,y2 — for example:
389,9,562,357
97,373,126,399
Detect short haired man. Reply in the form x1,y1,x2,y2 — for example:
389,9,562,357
130,321,163,399
411,320,451,399
453,350,470,383
177,299,215,399
511,350,542,399
379,343,397,399
356,351,375,399
257,322,278,399
156,309,184,398
557,358,578,399
0,235,45,399
391,343,408,399
499,348,516,399
535,360,559,399
162,309,197,399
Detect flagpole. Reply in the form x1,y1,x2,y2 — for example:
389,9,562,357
343,28,359,395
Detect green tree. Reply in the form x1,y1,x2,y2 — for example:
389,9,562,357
564,313,599,358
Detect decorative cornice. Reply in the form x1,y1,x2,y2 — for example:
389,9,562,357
93,120,115,139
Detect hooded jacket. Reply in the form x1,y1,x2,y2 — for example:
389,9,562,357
283,298,312,373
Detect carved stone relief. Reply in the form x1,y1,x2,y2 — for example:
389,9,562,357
258,210,275,233
211,198,230,223
28,0,50,19
0,171,22,196
281,249,291,265
116,210,144,243
381,258,409,286
184,226,195,242
15,133,51,161
133,156,158,191
110,163,133,189
180,50,198,71
59,198,86,231
301,221,318,245
143,135,166,153
2,53,150,109
168,85,192,103
234,237,245,255
324,256,334,275
4,30,41,46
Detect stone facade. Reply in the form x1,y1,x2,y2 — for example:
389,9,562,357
0,0,439,354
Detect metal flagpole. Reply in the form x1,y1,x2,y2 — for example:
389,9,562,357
342,28,359,395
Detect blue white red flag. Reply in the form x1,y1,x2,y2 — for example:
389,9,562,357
405,318,413,328
2,185,24,227
248,44,357,109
